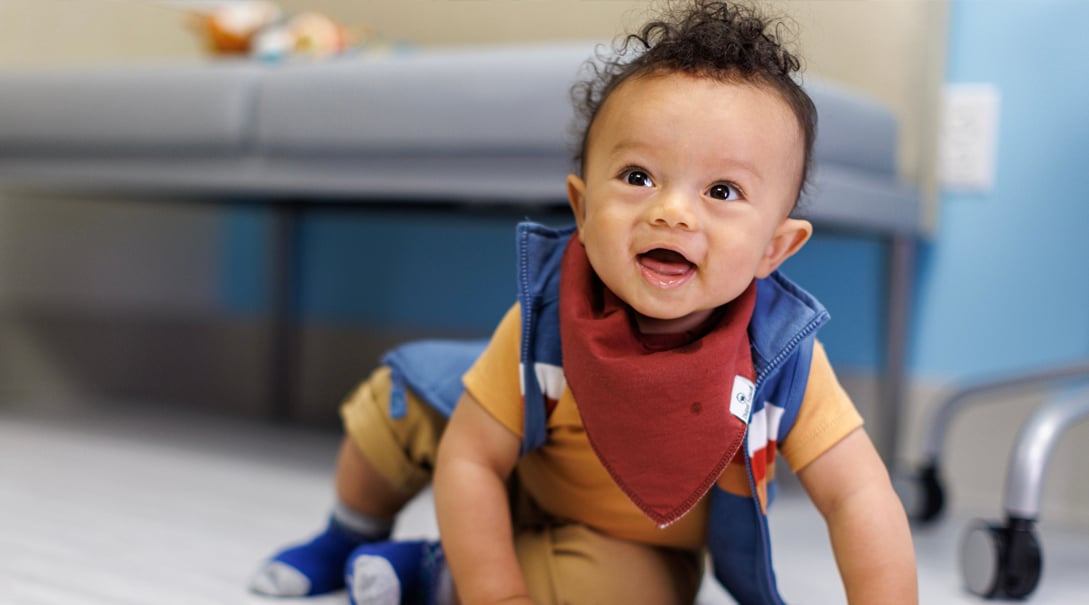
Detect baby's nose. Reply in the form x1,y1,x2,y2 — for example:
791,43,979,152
649,190,697,230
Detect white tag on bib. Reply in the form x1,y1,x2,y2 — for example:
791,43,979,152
730,375,755,423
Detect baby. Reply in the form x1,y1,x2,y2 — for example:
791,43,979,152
251,1,918,603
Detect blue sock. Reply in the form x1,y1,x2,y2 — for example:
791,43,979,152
250,515,390,597
345,540,451,605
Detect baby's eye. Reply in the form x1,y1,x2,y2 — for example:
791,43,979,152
622,169,654,188
707,183,741,201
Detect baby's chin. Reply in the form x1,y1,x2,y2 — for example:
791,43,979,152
630,306,715,335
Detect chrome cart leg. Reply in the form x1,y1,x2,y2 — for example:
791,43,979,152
898,361,1089,523
959,386,1089,600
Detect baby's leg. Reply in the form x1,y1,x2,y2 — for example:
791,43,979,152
251,367,446,597
515,523,703,605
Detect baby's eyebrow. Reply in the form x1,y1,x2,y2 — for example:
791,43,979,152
607,139,654,157
691,146,765,183
711,158,762,184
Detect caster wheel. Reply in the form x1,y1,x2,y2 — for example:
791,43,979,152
960,518,1042,600
894,463,945,523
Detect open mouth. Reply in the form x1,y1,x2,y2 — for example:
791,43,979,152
637,248,695,288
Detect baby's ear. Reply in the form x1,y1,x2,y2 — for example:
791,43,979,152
566,174,587,236
755,218,812,278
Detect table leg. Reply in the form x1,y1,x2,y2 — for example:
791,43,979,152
878,234,915,471
269,203,301,422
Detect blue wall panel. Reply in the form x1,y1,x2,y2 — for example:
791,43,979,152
782,233,885,371
298,209,535,333
911,0,1089,379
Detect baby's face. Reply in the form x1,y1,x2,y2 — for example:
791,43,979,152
567,72,808,334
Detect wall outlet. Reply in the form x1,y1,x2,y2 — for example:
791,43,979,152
937,83,1001,192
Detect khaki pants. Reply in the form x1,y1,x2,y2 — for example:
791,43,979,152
341,367,702,605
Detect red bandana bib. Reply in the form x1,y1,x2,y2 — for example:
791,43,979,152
558,237,757,527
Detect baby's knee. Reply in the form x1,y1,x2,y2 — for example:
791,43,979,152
340,366,448,495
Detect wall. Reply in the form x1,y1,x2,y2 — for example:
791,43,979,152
0,1,201,66
913,0,1089,379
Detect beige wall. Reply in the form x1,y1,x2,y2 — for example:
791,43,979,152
0,1,202,67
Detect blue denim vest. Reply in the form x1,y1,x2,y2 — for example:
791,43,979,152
383,222,829,604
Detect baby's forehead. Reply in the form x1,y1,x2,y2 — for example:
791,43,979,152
602,71,789,120
590,73,799,144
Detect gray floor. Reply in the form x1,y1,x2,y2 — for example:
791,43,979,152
1,401,1086,604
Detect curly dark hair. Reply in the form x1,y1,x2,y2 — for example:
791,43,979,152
571,0,817,203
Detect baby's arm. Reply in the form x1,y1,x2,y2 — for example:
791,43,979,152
797,428,918,604
434,390,534,605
